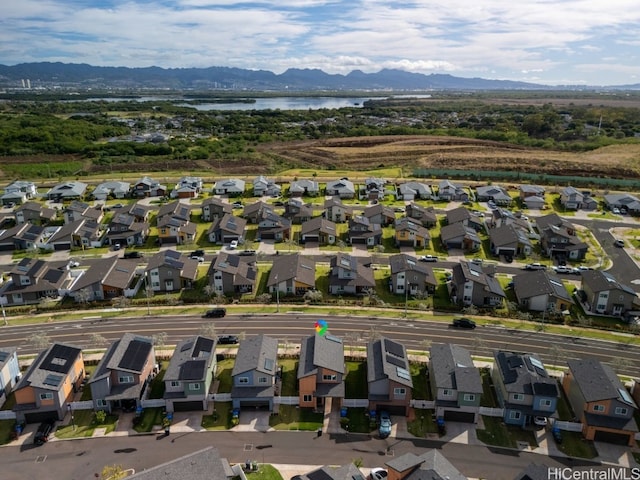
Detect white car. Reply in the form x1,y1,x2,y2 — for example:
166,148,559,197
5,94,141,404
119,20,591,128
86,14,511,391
229,240,238,249
369,468,388,480
612,208,621,214
534,416,548,427
552,266,573,274
420,255,438,262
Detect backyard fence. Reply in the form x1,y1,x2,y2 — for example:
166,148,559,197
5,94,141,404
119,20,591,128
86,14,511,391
479,407,504,417
410,399,436,409
274,396,299,405
69,400,95,410
212,393,231,402
140,399,166,409
0,411,16,420
343,398,369,408
551,420,583,432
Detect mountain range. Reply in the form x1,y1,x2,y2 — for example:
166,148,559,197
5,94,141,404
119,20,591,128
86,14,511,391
0,62,638,91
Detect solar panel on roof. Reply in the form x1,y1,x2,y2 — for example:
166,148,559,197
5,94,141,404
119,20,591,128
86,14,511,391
43,374,63,387
307,470,333,480
42,345,78,374
529,356,545,370
396,367,411,381
193,337,214,357
325,334,343,344
166,250,181,259
264,358,274,371
179,359,206,380
386,354,406,368
118,339,152,372
384,339,405,358
0,352,7,362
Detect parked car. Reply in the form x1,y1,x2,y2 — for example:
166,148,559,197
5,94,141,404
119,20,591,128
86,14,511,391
190,249,205,259
218,335,239,345
551,426,563,444
533,416,548,427
378,411,391,439
124,251,143,259
369,468,388,480
229,240,239,250
614,239,625,248
232,202,243,209
68,260,80,268
524,263,546,270
34,420,55,446
419,255,438,262
612,207,621,214
552,266,573,274
202,308,226,318
471,257,483,264
238,250,256,256
452,317,476,329
394,207,405,213
113,243,121,251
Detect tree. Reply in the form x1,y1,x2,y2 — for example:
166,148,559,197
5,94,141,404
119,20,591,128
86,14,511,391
462,305,479,316
75,287,93,304
111,296,131,309
152,332,168,350
101,464,127,480
199,322,217,339
89,333,108,347
420,338,432,353
27,332,51,350
611,357,631,375
303,290,323,304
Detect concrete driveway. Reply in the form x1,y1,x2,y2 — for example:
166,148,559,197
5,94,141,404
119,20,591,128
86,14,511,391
233,409,272,432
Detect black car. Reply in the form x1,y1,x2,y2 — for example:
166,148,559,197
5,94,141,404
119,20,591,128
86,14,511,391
202,308,226,318
451,317,476,329
190,249,205,259
218,335,239,345
238,250,256,256
123,251,143,259
34,420,55,445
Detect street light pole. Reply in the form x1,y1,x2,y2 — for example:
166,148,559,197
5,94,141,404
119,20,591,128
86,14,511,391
275,274,280,312
145,271,151,316
67,403,75,430
404,274,408,318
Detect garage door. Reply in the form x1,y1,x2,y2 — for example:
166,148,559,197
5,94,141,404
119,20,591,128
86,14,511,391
240,400,270,409
172,400,205,412
444,410,476,423
594,430,631,445
376,405,406,416
25,411,59,424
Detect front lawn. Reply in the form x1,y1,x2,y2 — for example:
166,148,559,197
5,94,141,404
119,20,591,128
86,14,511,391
202,402,233,430
56,410,119,439
340,407,375,434
345,361,368,398
215,359,235,393
555,431,598,459
406,408,438,437
269,405,323,431
245,464,284,480
133,407,164,433
475,416,537,449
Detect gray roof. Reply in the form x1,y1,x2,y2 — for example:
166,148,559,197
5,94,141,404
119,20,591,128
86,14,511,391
430,343,482,394
298,334,345,379
367,337,413,388
47,181,88,198
90,333,154,385
388,254,437,287
70,257,138,292
452,261,505,298
268,254,316,288
386,450,467,480
164,336,216,382
298,463,364,480
0,348,17,371
489,224,531,248
446,207,472,225
494,351,559,398
513,270,573,303
128,447,233,480
232,335,278,376
567,357,637,406
301,216,337,236
394,217,430,238
535,213,574,232
581,270,637,297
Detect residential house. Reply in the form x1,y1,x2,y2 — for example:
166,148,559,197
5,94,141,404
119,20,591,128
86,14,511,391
325,179,356,199
491,351,559,427
367,337,413,415
560,186,584,211
519,185,545,201
15,201,57,225
523,195,546,210
201,197,232,222
0,223,45,252
450,261,505,308
512,270,574,314
91,181,130,201
207,252,257,295
1,180,37,205
13,343,85,423
0,348,20,408
214,178,245,197
488,224,532,258
363,203,395,226
440,223,481,252
394,217,430,248
145,250,199,292
127,447,234,480
68,257,139,302
117,203,152,223
103,211,150,247
359,177,386,201
385,450,467,480
579,270,638,317
157,201,196,245
490,208,530,231
475,185,512,205
300,217,337,245
283,198,313,224
604,193,640,214
0,258,75,306
324,197,353,223
89,333,156,413
268,254,316,296
207,213,247,245
398,181,432,201
429,343,482,423
388,254,437,296
298,333,345,409
437,180,469,202
164,336,217,412
445,207,484,231
253,175,281,197
289,179,320,197
256,209,291,242
171,176,203,199
539,225,588,262
328,253,375,295
45,181,88,201
296,464,365,480
132,176,167,198
44,218,104,250
405,203,437,228
63,201,104,224
535,213,576,235
242,201,271,224
348,215,382,246
563,358,638,445
231,334,279,411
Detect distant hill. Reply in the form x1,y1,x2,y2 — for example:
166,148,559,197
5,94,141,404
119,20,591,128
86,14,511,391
0,62,554,91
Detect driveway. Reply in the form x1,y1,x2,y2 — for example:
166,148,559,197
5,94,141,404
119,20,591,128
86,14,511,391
233,409,272,432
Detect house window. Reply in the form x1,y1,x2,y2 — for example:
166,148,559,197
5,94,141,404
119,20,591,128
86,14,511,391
39,392,53,400
323,374,337,381
151,271,159,276
258,377,268,384
513,393,524,401
593,404,605,412
166,270,172,276
464,394,476,402
188,383,201,391
238,377,249,384
442,389,452,397
170,381,181,387
540,399,552,407
509,411,521,420
119,375,134,384
394,388,406,395
303,395,313,402
615,407,628,415
96,399,107,408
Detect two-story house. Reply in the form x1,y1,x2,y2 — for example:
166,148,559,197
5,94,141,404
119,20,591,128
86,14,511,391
539,225,588,262
283,198,313,224
171,176,203,199
145,250,199,292
104,212,150,247
359,177,387,201
1,180,37,205
268,254,316,296
445,207,484,231
535,213,576,236
512,270,574,314
0,223,45,252
328,253,375,295
348,215,382,246
450,261,505,308
324,197,353,223
15,201,57,225
157,201,196,245
0,348,20,409
367,337,413,415
579,270,638,317
89,333,156,413
13,343,85,423
519,185,545,201
488,224,532,258
405,203,437,228
429,343,482,423
253,175,281,197
300,217,337,246
132,176,167,198
363,204,395,226
63,201,104,224
207,252,257,295
214,178,245,197
207,213,247,245
164,336,217,412
491,351,559,427
388,254,437,296
289,179,320,197
231,335,279,411
256,210,291,242
437,180,468,202
394,217,431,248
200,197,232,222
563,358,638,445
560,186,584,210
68,257,139,302
298,334,345,410
0,258,74,306
325,179,356,199
43,218,103,251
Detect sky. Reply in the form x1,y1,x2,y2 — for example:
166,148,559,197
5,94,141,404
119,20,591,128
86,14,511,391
1,0,639,86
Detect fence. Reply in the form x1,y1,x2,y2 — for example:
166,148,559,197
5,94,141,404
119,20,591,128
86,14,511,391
274,396,299,405
69,400,94,411
140,398,167,409
0,410,16,420
212,393,232,402
479,406,504,417
410,399,436,409
342,398,369,408
551,420,583,432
